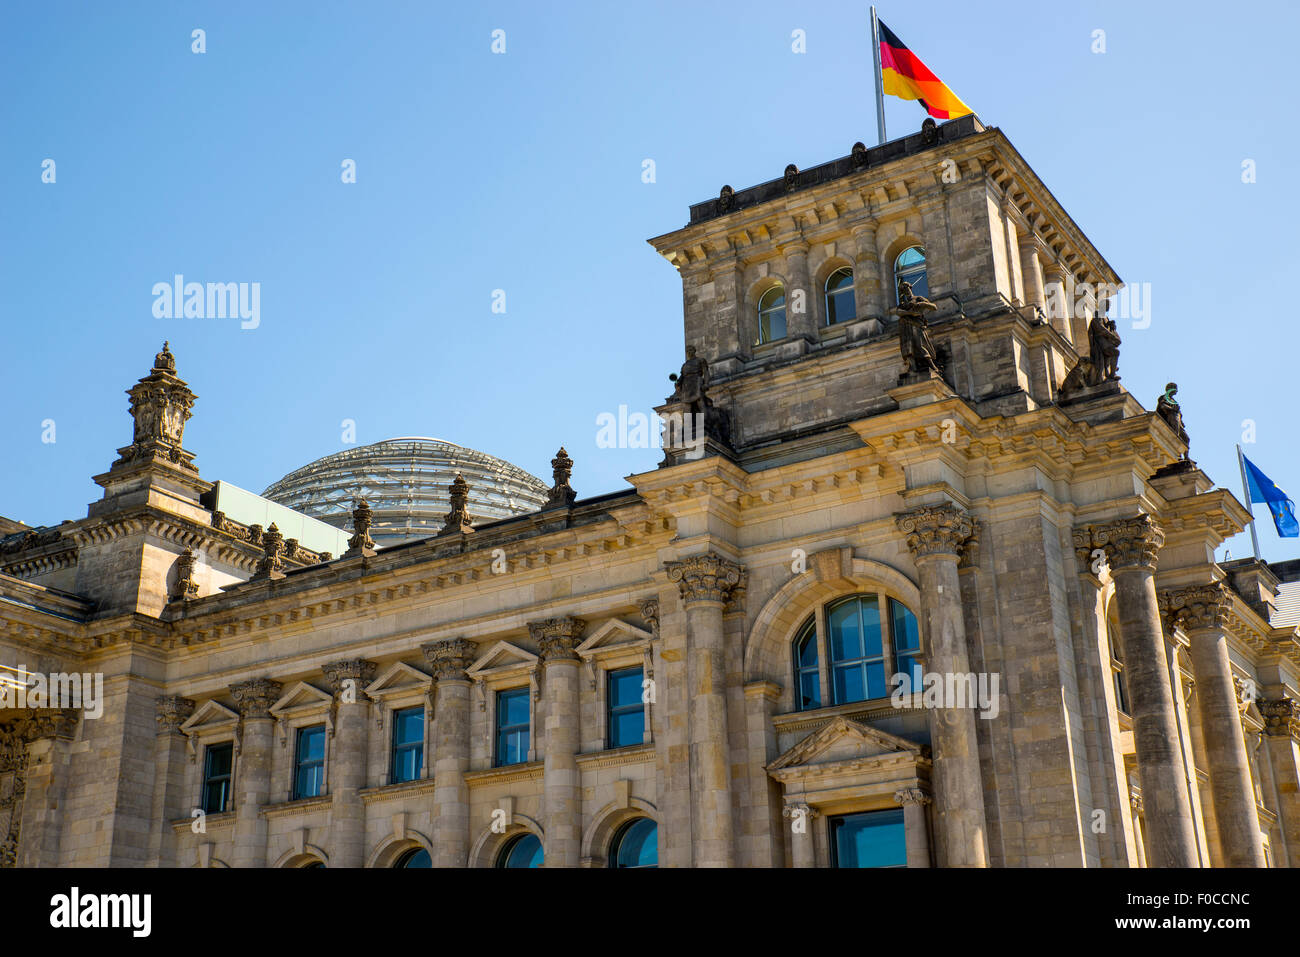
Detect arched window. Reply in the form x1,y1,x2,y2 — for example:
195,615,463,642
894,246,929,302
793,593,922,710
395,847,431,868
824,267,855,325
300,859,325,869
496,833,544,869
609,818,658,868
757,284,787,344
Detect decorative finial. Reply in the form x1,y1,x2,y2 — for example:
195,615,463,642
154,341,176,373
545,447,576,509
440,473,474,535
343,498,376,558
252,523,286,580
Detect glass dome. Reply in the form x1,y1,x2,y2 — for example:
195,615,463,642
262,437,548,546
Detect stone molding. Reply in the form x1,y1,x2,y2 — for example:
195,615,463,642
893,787,933,807
1092,514,1164,572
895,503,973,559
638,597,659,636
664,553,743,604
229,678,283,719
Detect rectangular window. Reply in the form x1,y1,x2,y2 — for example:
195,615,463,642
293,724,326,800
829,809,908,868
201,742,233,814
829,597,886,704
607,666,645,749
390,706,424,784
495,688,530,767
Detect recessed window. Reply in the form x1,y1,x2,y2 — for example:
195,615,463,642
829,809,907,868
293,725,326,800
395,847,431,868
794,621,821,711
201,742,233,814
1108,619,1129,715
607,666,645,749
495,687,530,767
757,284,787,344
609,818,658,868
825,267,856,325
793,594,922,709
894,245,929,302
497,833,544,868
390,706,424,784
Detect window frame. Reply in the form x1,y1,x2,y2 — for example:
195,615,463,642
389,704,425,785
200,741,234,814
494,686,531,768
828,808,909,868
292,723,328,801
496,832,544,869
823,266,856,326
756,283,788,344
793,591,924,712
608,817,659,869
606,664,646,750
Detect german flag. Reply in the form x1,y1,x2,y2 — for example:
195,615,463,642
878,20,972,121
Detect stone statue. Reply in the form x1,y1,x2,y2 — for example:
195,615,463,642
1156,382,1190,455
669,346,709,415
891,280,941,376
1087,314,1121,383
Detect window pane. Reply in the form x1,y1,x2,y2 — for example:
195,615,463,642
610,710,644,749
298,726,325,762
799,670,821,711
831,809,908,867
834,663,865,704
828,602,862,660
612,818,658,868
860,600,883,657
890,600,920,653
608,668,642,709
500,690,529,726
393,707,423,746
398,847,431,868
896,246,925,269
205,743,232,778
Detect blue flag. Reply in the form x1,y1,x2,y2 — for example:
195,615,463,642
1243,455,1300,538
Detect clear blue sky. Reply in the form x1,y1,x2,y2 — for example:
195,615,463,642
3,0,1297,563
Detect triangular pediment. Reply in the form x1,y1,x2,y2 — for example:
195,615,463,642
365,662,431,698
179,699,239,734
576,619,653,657
269,681,333,716
468,641,538,679
768,716,922,772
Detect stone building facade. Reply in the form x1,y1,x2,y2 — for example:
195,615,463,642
2,115,1298,868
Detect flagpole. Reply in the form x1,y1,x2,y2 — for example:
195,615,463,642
1237,443,1263,561
870,6,887,145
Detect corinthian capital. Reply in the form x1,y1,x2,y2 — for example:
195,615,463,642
1092,514,1164,571
1261,697,1299,740
229,678,283,719
155,695,195,735
1159,582,1231,634
893,787,932,807
321,658,378,696
895,503,973,559
421,637,477,682
529,616,587,661
664,553,744,605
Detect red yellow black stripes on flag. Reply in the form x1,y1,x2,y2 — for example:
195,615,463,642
878,20,972,121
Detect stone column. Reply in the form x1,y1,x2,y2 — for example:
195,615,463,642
322,658,377,869
229,678,281,868
531,615,586,868
665,552,744,867
1261,697,1300,867
782,241,815,341
1162,585,1265,867
896,504,989,867
851,222,884,321
894,787,933,867
423,638,476,868
783,803,819,867
14,710,78,867
151,695,195,866
1018,235,1046,315
1093,516,1198,867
